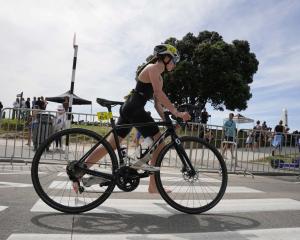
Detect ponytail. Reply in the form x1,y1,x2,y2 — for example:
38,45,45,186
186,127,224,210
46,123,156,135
136,56,159,77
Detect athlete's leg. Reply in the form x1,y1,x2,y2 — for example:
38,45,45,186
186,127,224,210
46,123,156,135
84,133,123,167
148,132,171,194
72,133,124,193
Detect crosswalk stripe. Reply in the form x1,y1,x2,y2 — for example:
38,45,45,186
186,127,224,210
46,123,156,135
31,198,300,215
6,228,300,240
48,180,261,193
0,206,8,212
0,182,32,188
0,171,46,175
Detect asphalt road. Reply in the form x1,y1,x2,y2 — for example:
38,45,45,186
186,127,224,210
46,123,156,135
0,163,300,240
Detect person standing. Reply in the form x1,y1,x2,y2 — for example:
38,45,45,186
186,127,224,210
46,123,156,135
32,97,37,109
12,98,20,119
63,96,69,112
40,96,48,110
253,120,262,149
272,120,285,156
200,108,210,125
24,97,31,120
25,98,31,109
53,105,66,152
221,113,237,159
35,97,42,110
0,101,3,119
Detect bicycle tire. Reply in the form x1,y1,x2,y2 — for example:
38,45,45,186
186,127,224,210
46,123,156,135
155,136,227,214
31,128,118,213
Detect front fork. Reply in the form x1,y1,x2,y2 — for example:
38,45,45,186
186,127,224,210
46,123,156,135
173,136,196,176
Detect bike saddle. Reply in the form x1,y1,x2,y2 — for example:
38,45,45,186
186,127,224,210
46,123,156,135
96,98,124,108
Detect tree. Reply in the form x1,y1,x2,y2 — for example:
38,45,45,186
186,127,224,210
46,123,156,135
137,31,259,114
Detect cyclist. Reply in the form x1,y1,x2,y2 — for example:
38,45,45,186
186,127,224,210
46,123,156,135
76,44,191,193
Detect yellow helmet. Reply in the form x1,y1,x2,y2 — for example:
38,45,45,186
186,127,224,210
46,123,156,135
154,44,180,64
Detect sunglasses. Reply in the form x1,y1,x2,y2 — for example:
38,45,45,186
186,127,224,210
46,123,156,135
171,56,180,65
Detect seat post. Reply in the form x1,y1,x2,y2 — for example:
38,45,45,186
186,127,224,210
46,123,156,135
107,106,116,128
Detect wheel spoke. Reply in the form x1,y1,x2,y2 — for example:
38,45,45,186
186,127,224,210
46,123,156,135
155,136,227,214
31,128,117,213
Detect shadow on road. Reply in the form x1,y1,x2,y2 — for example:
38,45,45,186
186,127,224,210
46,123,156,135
31,211,260,234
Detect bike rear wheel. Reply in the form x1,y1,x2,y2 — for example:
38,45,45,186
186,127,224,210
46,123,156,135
31,128,118,213
155,136,227,214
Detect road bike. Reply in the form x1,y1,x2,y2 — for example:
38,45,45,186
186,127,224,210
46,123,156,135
31,98,227,214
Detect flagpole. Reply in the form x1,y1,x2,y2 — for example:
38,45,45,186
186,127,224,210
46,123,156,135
65,34,78,147
68,33,78,122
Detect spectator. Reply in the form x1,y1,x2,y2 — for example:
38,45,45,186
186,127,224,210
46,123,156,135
63,96,69,112
245,130,254,150
0,101,3,118
12,98,20,119
40,96,48,110
193,107,201,123
262,121,268,130
32,97,36,109
35,97,43,110
21,98,26,108
200,108,210,125
25,107,39,146
53,105,66,152
253,120,262,149
25,98,31,109
272,120,285,156
204,129,214,144
25,114,33,146
24,97,31,120
221,113,237,159
298,135,300,153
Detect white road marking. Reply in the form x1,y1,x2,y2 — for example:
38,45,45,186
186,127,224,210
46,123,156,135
0,206,8,212
57,172,221,183
0,171,46,175
48,180,261,193
31,198,300,215
0,182,32,188
7,228,300,240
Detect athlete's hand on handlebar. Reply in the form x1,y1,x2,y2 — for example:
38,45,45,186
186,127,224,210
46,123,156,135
175,111,191,122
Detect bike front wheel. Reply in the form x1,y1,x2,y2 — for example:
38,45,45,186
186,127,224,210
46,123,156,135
155,136,227,214
31,128,118,213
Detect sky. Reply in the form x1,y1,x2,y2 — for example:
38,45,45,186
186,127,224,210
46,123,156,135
0,0,299,131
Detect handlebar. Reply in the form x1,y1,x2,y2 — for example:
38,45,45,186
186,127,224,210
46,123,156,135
163,103,200,127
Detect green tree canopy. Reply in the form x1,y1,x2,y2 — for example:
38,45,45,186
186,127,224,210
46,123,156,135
137,31,259,114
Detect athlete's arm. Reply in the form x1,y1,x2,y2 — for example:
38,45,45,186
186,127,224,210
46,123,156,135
154,96,165,120
148,65,178,116
148,65,191,121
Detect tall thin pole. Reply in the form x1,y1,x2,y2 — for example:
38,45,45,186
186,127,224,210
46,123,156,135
65,34,78,147
68,33,78,120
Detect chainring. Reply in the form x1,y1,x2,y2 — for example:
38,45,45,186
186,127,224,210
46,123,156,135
116,166,140,192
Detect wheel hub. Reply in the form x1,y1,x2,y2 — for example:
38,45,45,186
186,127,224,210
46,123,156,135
182,170,199,183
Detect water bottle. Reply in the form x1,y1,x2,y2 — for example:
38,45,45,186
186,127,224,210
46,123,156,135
134,137,153,162
120,145,128,158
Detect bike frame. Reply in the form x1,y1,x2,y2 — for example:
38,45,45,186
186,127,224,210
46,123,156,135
75,107,196,180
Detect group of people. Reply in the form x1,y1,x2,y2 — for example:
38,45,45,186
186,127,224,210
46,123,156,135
245,120,290,153
11,96,48,120
25,104,67,151
221,113,299,158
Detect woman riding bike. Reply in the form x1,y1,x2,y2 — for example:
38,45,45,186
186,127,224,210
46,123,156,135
75,44,191,193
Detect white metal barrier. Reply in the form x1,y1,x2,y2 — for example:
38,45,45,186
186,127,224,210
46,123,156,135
1,107,299,176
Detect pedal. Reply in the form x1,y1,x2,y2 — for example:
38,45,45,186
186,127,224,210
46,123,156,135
78,186,84,194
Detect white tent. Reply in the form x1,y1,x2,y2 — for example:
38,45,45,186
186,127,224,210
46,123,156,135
232,114,254,124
